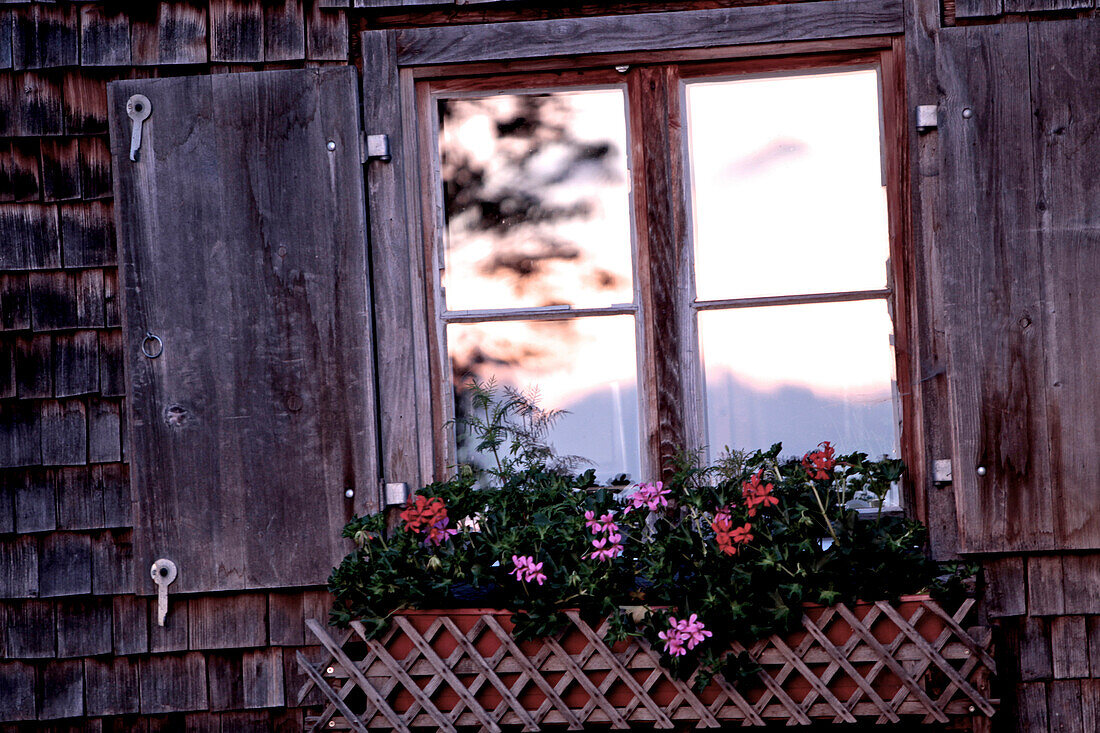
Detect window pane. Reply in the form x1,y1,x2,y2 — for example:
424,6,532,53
699,300,898,460
440,89,634,311
449,316,640,482
687,68,889,300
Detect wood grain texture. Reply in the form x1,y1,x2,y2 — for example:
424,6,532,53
56,596,112,658
38,659,84,720
61,201,115,268
396,0,902,65
981,556,1026,616
9,139,42,201
88,398,121,463
139,652,208,714
362,30,426,491
15,334,51,399
936,24,1055,553
210,0,264,62
1,273,30,331
78,137,113,200
1048,679,1085,733
12,5,78,70
1,71,63,136
1050,615,1089,679
131,2,208,66
306,1,349,60
38,531,91,597
2,599,55,658
108,67,376,593
85,656,141,717
0,535,37,598
39,398,86,466
955,0,1003,16
1028,555,1066,615
80,5,131,67
40,137,82,202
264,0,306,61
52,330,99,397
1061,554,1100,613
1029,19,1100,551
1005,0,1093,10
628,66,688,477
112,594,148,656
1018,616,1053,681
97,330,124,398
189,593,268,649
12,467,56,533
62,71,108,136
91,528,133,594
1,205,60,271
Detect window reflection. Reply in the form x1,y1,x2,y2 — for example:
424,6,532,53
699,300,898,460
449,316,640,482
439,89,634,311
687,68,888,300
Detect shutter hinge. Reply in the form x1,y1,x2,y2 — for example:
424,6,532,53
916,105,939,133
384,482,409,506
364,133,392,163
932,459,953,486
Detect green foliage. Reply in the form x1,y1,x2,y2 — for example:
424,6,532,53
329,382,964,683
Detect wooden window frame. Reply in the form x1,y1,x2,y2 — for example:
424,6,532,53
362,0,923,515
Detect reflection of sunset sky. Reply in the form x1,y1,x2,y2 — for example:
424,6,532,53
440,68,897,475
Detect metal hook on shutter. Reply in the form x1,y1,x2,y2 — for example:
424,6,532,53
141,332,163,358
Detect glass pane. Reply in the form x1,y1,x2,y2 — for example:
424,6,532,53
440,89,634,311
449,316,640,483
687,68,889,300
700,300,898,461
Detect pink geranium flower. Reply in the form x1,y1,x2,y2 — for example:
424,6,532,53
510,555,547,585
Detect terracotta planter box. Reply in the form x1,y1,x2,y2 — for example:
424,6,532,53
299,595,996,730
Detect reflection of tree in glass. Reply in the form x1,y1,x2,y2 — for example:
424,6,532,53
440,94,625,296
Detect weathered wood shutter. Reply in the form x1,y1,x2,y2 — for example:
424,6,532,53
935,20,1100,552
107,68,379,593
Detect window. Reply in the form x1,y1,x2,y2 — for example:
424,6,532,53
412,49,907,490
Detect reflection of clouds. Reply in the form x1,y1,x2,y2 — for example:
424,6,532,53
721,137,808,177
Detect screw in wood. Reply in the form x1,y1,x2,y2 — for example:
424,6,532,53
976,467,987,476
962,108,973,119
327,141,337,151
345,489,354,499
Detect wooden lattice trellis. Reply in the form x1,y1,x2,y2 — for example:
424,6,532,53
298,597,995,730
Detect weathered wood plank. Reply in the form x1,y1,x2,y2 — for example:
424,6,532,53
1029,18,1100,550
38,532,91,597
1051,615,1089,679
9,139,42,202
112,594,149,656
40,137,82,202
108,67,375,593
149,598,189,653
1060,554,1100,614
12,467,56,533
29,272,76,331
0,401,40,469
139,653,209,714
56,596,112,657
38,659,85,720
52,330,98,397
0,9,11,71
306,2,348,60
78,137,113,200
936,24,1054,553
1,71,63,136
1048,679,1085,733
12,5,78,70
208,648,286,710
131,2,208,66
61,202,115,268
264,0,306,61
85,656,141,717
0,535,37,598
981,556,1026,616
955,0,1003,17
396,0,902,65
91,528,133,594
1028,555,1067,615
207,651,247,711
97,329,124,397
75,268,106,328
15,334,52,399
361,30,427,493
0,338,12,401
39,398,86,466
211,0,264,62
88,398,121,463
0,661,36,721
1019,616,1053,681
62,71,109,135
1,273,30,331
2,205,60,271
1005,0,1093,10
80,5,131,67
2,600,55,658
628,65,688,475
189,593,268,649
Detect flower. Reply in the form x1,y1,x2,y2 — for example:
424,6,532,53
712,512,752,556
730,523,754,545
510,555,547,585
400,495,448,533
659,614,712,656
802,441,837,480
626,482,671,513
741,470,778,517
457,514,483,532
423,517,459,546
583,508,623,561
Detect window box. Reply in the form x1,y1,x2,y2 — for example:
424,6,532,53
299,595,994,730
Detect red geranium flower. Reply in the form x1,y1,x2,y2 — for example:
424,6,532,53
802,441,836,480
400,495,448,533
741,470,777,517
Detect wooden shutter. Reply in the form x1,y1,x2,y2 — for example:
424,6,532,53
935,20,1100,552
107,68,379,593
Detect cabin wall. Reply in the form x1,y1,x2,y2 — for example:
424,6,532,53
0,1,1097,730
